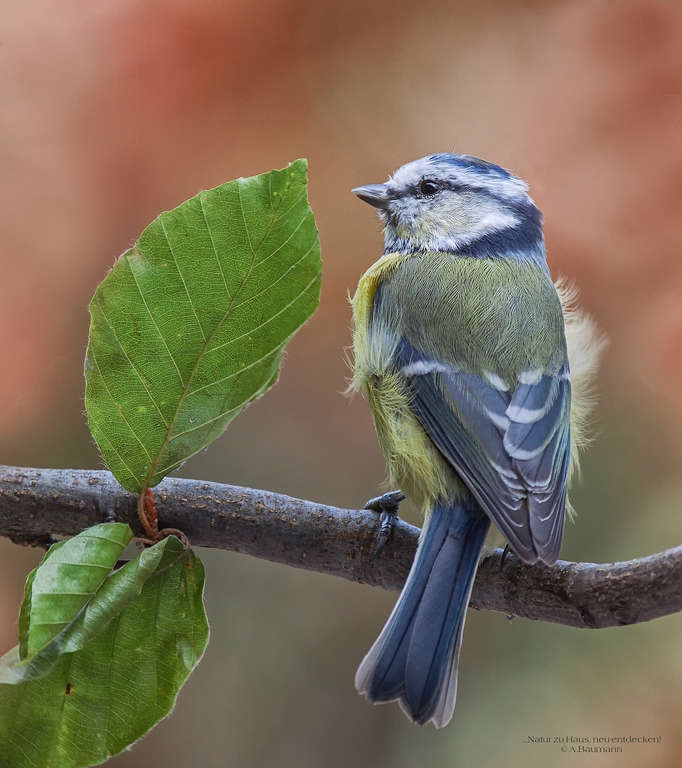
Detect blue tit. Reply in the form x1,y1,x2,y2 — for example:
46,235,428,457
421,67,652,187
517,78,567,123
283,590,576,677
350,153,603,728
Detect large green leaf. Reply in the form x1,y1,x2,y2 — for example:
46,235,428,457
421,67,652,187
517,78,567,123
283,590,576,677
0,540,208,768
85,159,321,492
0,534,182,685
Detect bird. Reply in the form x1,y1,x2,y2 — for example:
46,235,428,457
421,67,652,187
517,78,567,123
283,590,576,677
349,153,604,728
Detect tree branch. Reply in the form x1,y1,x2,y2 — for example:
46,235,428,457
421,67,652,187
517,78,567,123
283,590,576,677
0,464,679,629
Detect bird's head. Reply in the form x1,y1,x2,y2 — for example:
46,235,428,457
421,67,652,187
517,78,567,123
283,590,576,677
353,153,545,264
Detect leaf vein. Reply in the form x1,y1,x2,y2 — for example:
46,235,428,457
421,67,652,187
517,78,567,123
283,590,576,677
199,193,232,301
199,265,319,362
95,288,171,427
163,402,247,445
142,178,290,487
231,238,317,313
244,207,309,272
104,614,123,750
158,217,207,344
88,336,153,470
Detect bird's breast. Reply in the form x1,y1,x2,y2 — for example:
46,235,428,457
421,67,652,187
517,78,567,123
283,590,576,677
358,251,566,385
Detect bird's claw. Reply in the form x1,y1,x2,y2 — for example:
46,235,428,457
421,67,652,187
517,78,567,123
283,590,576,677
364,490,405,513
500,544,511,571
364,491,405,558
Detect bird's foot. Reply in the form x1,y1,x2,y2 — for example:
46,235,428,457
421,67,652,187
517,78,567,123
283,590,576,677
500,544,512,572
364,490,405,558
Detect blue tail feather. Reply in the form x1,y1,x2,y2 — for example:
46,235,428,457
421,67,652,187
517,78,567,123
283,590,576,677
355,501,490,727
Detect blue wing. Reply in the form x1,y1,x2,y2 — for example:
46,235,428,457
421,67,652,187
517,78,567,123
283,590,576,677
397,339,571,565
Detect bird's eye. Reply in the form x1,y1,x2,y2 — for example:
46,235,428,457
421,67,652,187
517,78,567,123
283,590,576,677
418,179,440,196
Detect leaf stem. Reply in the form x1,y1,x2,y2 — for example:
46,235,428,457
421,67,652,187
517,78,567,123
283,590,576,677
137,488,190,548
136,489,157,540
156,528,190,550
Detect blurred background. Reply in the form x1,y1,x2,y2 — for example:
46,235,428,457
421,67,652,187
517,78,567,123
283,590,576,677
0,0,681,765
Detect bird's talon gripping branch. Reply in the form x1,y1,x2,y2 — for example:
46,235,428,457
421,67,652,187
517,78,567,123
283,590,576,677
364,491,405,557
500,544,512,571
374,512,397,558
363,490,405,513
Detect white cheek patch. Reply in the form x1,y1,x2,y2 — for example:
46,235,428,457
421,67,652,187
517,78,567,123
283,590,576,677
393,196,422,230
387,194,521,254
477,209,519,233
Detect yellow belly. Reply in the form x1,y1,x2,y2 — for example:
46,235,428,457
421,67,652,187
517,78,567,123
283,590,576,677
351,252,467,512
363,371,468,512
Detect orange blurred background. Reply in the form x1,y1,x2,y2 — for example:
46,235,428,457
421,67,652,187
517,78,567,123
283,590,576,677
1,0,681,765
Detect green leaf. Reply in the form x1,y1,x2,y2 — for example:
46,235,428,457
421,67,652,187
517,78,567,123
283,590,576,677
59,536,183,654
18,560,40,660
0,535,182,685
0,543,208,768
24,525,132,659
19,542,67,659
84,159,322,493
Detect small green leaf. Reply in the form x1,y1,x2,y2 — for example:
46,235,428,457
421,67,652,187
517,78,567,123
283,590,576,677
18,565,39,660
60,535,183,654
85,159,322,492
25,525,132,658
0,536,182,685
19,542,66,659
0,545,208,768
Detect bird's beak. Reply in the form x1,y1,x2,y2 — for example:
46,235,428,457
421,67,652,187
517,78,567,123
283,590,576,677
352,183,393,210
